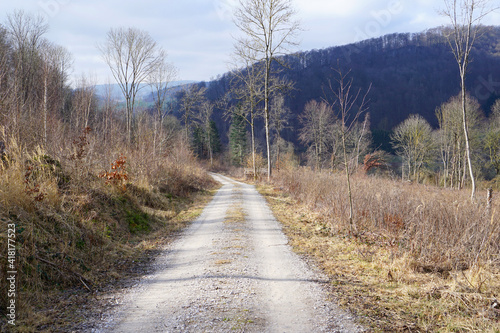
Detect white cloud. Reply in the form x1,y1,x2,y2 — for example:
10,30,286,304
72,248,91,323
2,0,495,86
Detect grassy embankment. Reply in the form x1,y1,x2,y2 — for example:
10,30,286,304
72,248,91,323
259,168,499,332
0,138,217,332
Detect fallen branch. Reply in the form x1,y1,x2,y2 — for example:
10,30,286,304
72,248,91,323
35,255,92,292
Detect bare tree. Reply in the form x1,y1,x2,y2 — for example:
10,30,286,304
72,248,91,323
0,26,12,128
230,46,265,179
391,114,435,183
95,79,119,147
328,68,370,234
180,85,207,141
98,27,164,145
72,73,97,131
233,0,301,181
441,0,495,200
148,57,177,160
40,39,55,146
7,10,48,142
485,99,500,176
38,40,72,147
299,100,334,169
436,94,482,188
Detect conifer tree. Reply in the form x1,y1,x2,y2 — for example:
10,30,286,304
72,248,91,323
230,113,247,166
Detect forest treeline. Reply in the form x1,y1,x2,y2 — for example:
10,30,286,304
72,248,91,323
0,11,216,331
1,11,500,190
183,26,500,185
0,6,499,331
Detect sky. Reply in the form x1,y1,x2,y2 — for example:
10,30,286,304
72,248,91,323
1,0,499,86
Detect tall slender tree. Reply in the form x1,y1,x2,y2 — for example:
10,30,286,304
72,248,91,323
180,85,206,141
233,0,300,181
441,0,495,200
328,68,370,234
7,10,48,143
436,94,482,188
148,57,177,161
485,100,500,176
230,47,264,179
195,101,216,166
270,93,289,170
72,73,97,131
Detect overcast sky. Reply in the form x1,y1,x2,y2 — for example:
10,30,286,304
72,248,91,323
1,0,498,86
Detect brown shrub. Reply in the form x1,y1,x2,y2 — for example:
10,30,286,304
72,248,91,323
273,168,500,269
0,132,215,331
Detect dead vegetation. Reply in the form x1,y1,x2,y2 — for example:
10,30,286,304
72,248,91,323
0,135,216,332
260,167,500,332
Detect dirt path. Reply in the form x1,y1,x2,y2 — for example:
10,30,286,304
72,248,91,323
94,174,363,332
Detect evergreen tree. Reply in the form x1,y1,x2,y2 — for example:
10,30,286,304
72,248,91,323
191,125,205,158
230,113,247,166
209,120,222,156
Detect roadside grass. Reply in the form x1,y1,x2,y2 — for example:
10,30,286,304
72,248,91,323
258,170,500,332
0,141,218,332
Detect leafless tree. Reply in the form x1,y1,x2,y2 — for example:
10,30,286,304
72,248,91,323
299,100,334,169
485,99,500,176
0,26,13,136
98,27,164,145
233,0,301,181
328,68,370,234
96,80,120,148
72,73,97,131
436,94,482,188
441,0,496,200
148,57,177,160
195,101,216,166
230,46,265,179
7,10,48,142
391,114,435,183
180,85,207,140
38,40,72,147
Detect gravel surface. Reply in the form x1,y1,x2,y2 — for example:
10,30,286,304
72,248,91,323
92,174,364,332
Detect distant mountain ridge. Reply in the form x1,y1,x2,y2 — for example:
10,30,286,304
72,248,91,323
94,80,196,103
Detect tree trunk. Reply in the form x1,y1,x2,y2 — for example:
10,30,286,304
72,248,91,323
43,74,48,146
342,128,355,234
264,59,272,182
251,122,256,181
461,79,476,200
126,97,132,145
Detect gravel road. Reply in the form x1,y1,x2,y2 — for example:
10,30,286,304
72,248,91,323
94,174,363,332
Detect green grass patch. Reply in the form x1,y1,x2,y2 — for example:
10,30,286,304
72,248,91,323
126,209,150,233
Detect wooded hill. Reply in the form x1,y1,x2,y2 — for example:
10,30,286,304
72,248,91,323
197,26,500,152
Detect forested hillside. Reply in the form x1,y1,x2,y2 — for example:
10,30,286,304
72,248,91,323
0,12,216,331
201,26,500,151
1,4,499,331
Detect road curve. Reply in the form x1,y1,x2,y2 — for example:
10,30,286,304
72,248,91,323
96,174,363,332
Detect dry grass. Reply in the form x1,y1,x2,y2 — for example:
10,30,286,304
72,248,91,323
0,137,217,332
274,168,499,269
225,201,246,225
260,167,500,332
